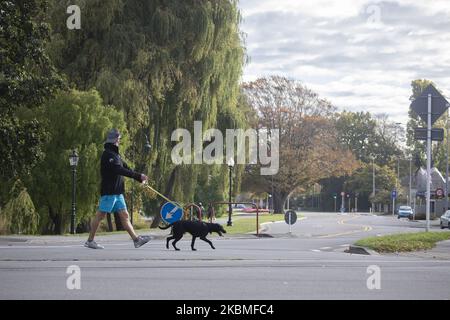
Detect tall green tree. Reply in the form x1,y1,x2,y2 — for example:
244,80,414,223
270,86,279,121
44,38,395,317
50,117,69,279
48,0,246,224
26,89,128,234
335,111,403,166
0,0,63,187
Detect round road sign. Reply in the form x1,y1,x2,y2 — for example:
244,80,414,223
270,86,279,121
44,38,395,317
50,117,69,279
284,210,297,225
160,202,183,224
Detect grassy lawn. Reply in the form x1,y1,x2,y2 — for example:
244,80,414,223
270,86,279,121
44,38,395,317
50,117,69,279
223,214,287,234
64,214,289,237
355,231,450,253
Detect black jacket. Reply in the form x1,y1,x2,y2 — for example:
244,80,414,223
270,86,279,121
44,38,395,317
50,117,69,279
100,143,142,196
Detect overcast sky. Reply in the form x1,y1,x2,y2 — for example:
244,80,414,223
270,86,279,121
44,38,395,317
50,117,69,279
238,0,450,125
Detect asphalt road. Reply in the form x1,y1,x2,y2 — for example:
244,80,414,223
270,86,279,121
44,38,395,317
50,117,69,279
1,212,449,300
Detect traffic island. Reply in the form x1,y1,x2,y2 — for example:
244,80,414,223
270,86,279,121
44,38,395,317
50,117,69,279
353,231,450,253
345,245,376,255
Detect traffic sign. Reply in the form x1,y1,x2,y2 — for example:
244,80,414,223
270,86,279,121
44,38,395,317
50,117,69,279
391,190,397,199
436,188,444,198
411,84,450,125
341,192,345,196
284,210,297,225
160,202,183,224
414,128,444,141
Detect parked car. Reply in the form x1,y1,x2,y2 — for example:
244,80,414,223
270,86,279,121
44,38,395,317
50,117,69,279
440,210,450,229
242,207,270,213
232,204,247,212
397,206,413,219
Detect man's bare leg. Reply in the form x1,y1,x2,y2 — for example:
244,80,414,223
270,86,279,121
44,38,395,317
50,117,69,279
88,211,106,241
118,210,138,241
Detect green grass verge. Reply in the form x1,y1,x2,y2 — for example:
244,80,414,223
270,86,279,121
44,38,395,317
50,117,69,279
355,231,450,253
61,214,291,237
223,214,288,234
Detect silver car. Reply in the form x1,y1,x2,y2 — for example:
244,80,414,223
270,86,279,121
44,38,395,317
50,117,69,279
397,206,413,219
440,211,450,229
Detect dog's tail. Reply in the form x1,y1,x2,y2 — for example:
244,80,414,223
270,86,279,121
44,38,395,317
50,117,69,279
158,223,173,230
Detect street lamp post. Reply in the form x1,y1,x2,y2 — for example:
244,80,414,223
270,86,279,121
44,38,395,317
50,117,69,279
371,155,376,213
227,157,235,226
69,150,79,234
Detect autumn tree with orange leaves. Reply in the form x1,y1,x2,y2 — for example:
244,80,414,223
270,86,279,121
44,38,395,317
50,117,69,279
241,76,359,213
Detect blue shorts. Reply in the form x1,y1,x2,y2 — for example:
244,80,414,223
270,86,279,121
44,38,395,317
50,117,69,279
98,194,127,213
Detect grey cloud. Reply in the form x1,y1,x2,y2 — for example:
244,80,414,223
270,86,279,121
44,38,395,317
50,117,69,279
240,1,450,120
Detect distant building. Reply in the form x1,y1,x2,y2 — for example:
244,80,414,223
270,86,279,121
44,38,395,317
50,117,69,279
414,167,448,218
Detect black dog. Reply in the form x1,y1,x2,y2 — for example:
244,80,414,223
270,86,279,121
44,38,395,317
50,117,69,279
159,220,226,251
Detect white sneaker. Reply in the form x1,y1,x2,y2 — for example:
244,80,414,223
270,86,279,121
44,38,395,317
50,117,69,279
84,240,104,249
134,235,151,248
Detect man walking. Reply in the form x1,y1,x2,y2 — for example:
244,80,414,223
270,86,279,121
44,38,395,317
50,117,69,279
85,129,151,249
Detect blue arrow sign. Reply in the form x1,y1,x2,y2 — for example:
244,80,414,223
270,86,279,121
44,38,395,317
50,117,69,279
391,190,397,199
160,202,183,224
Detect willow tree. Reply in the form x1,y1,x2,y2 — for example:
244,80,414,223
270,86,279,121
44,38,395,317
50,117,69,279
48,0,246,223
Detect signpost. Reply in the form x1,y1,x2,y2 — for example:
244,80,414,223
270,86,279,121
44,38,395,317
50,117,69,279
160,202,183,224
411,84,450,231
284,210,297,234
392,190,397,216
333,194,337,212
414,128,444,141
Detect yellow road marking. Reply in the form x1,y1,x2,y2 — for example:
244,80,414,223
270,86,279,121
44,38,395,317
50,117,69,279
317,214,372,238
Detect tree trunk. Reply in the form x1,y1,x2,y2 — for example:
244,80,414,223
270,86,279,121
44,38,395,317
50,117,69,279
150,167,178,228
53,214,63,235
106,214,113,231
113,212,124,231
273,191,288,214
48,206,64,235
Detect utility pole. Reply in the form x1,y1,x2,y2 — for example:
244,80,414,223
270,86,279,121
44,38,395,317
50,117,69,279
409,157,412,207
426,93,431,232
372,155,376,212
446,108,449,212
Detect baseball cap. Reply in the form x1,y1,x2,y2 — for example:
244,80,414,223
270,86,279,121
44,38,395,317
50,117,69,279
105,128,121,143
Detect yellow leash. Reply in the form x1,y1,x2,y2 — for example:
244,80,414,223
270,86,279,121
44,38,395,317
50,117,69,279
143,183,183,209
